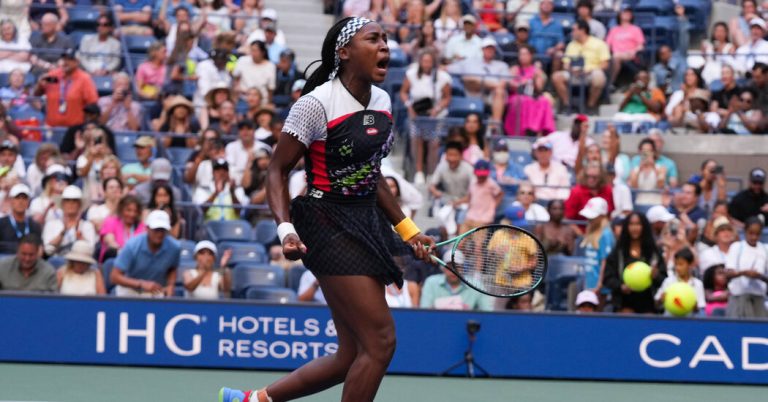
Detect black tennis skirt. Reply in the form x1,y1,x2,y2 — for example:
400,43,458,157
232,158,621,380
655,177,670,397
291,192,409,288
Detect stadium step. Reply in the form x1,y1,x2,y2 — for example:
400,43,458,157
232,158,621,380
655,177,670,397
264,0,333,71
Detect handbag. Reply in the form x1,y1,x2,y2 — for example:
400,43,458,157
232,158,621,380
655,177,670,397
411,97,434,116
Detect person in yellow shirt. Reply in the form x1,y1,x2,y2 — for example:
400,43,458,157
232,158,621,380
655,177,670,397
552,20,610,114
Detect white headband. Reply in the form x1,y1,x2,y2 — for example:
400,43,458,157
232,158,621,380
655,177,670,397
330,17,373,80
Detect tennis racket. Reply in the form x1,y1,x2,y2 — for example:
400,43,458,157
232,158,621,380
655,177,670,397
429,224,547,298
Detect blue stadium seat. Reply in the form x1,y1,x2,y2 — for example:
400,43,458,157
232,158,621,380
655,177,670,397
447,97,484,118
254,219,277,245
492,31,515,48
178,239,197,262
218,241,268,266
389,47,409,68
244,286,298,303
286,265,307,292
124,35,154,53
93,76,113,97
205,220,253,243
129,53,148,70
102,258,115,293
381,66,407,97
273,94,291,108
635,0,674,16
9,107,44,123
231,264,286,297
66,8,100,31
450,75,465,97
19,141,41,163
553,0,574,13
175,260,198,286
47,255,68,269
633,203,653,215
509,150,532,166
708,79,724,93
545,256,589,311
166,147,194,167
116,143,138,163
69,31,91,50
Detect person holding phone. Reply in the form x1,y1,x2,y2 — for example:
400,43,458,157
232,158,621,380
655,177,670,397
629,138,666,207
34,48,98,128
97,72,142,131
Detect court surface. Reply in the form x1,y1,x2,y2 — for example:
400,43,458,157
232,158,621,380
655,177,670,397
0,363,762,402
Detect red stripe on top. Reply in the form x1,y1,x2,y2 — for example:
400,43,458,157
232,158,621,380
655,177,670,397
308,141,331,191
378,110,392,120
327,112,355,130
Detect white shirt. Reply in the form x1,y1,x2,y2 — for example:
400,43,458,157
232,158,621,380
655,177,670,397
655,275,706,313
545,131,595,168
385,281,413,308
699,245,729,273
298,270,325,303
444,34,483,62
224,140,271,184
184,269,222,299
42,218,97,256
513,200,550,222
233,56,276,100
734,38,768,75
726,240,768,296
29,194,62,223
611,179,633,218
381,164,423,218
194,59,233,106
0,37,31,74
523,162,571,201
405,64,452,104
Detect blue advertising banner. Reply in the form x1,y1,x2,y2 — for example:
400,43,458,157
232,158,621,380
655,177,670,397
0,295,767,385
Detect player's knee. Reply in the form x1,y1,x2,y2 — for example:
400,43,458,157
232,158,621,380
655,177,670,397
365,325,396,365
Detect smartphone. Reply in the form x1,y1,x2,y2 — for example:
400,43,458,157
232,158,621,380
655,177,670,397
713,165,724,175
44,76,59,84
669,219,679,236
94,136,103,145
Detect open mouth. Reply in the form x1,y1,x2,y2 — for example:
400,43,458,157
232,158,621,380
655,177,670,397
376,57,390,70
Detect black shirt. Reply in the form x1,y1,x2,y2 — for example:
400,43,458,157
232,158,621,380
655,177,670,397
712,85,742,110
0,216,42,254
728,189,768,223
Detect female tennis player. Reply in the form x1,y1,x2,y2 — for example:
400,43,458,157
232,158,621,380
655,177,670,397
219,17,436,402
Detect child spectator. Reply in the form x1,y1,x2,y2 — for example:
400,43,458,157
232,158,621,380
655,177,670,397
725,216,768,318
703,264,729,317
534,200,577,256
578,197,615,292
455,160,502,234
57,240,106,296
655,247,706,316
428,142,474,234
183,240,231,299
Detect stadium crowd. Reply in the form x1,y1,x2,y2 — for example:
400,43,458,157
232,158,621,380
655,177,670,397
0,0,765,319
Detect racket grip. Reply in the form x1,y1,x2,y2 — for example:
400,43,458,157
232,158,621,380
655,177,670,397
394,217,420,241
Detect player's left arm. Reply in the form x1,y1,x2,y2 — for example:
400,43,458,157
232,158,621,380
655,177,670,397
376,178,435,261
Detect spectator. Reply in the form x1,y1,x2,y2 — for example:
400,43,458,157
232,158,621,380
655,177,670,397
164,24,205,95
99,194,146,263
447,37,508,122
200,81,235,130
195,0,232,40
503,44,554,137
428,142,474,235
382,165,423,220
499,20,531,66
244,8,287,47
25,143,60,197
42,185,97,257
528,0,565,60
697,22,736,84
77,14,121,77
575,290,599,313
475,0,505,32
0,234,55,291
193,158,245,222
29,13,73,75
239,87,265,122
603,212,667,313
725,216,768,318
0,0,32,42
700,200,739,244
434,0,462,44
443,14,483,63
578,197,615,291
98,72,142,132
195,48,234,108
274,49,304,102
209,100,238,137
552,20,609,114
57,240,106,296
136,42,167,100
183,240,231,299
420,249,493,311
547,114,594,169
523,138,571,201
534,199,577,256
565,162,614,223
121,136,155,189
233,40,275,103
226,120,270,185
628,138,666,206
134,158,182,206
298,269,326,303
400,49,452,185
76,128,116,202
0,140,24,179
512,181,549,222
184,128,225,190
0,184,41,254
606,163,633,218
111,210,180,298
114,0,154,36
646,204,675,242
489,139,526,203
455,160,503,234
712,65,742,114
241,148,271,222
669,182,707,224
253,107,275,145
232,0,262,39
606,8,645,87
695,159,728,215
703,264,729,316
153,95,201,146
730,0,760,48
395,0,428,47
615,70,666,122
734,18,768,75
728,167,768,224
652,45,685,98
665,68,706,126
458,113,486,164
29,164,68,224
700,216,736,273
717,88,764,134
655,247,705,316
147,183,183,239
34,49,98,127
86,177,123,233
630,131,678,187
576,0,606,40
0,20,30,74
0,69,34,111
751,63,768,113
262,22,286,64
60,107,116,161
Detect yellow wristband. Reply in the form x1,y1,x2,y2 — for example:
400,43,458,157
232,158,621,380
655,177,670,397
394,217,420,241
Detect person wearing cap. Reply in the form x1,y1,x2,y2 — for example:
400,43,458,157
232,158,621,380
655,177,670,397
262,21,286,64
226,119,271,185
29,164,69,224
544,114,595,169
699,216,737,274
420,249,493,311
29,13,73,75
233,39,276,104
443,14,483,63
728,167,768,224
552,19,609,114
193,158,245,222
34,45,98,127
57,240,106,295
0,234,56,292
77,14,121,77
455,160,503,234
447,35,509,121
523,137,571,201
577,197,615,291
244,8,287,47
734,17,768,76
183,240,232,299
564,161,614,225
489,138,527,202
134,158,182,206
111,210,180,298
528,0,565,58
42,185,97,257
120,136,155,188
0,183,42,254
575,290,599,313
97,72,142,132
729,0,760,47
645,204,675,241
194,47,234,108
0,139,24,180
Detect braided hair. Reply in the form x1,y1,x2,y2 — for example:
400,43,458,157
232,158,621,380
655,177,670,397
302,17,355,96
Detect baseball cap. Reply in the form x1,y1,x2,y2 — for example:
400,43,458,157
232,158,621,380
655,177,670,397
9,183,30,198
443,249,465,265
150,158,172,181
749,17,767,31
574,114,589,123
750,167,766,183
646,205,675,223
533,137,553,150
61,47,77,59
61,185,83,200
493,138,509,151
0,139,17,152
194,240,218,256
575,290,599,307
579,197,608,220
292,79,306,93
261,8,277,20
146,210,171,231
712,216,733,233
474,159,491,176
212,158,229,170
481,36,497,49
504,204,528,226
516,20,530,30
264,21,277,32
134,136,155,148
461,14,477,24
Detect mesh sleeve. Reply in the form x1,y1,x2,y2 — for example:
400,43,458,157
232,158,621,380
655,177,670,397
283,95,327,147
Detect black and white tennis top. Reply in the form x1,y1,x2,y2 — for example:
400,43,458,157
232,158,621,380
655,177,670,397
283,78,394,198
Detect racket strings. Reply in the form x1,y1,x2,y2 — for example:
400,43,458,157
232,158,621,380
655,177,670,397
455,226,546,297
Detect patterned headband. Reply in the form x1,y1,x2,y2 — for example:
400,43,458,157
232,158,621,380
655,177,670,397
329,17,373,80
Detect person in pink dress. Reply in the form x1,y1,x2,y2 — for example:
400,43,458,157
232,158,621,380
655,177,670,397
605,8,645,87
135,41,167,100
98,194,146,262
504,44,555,136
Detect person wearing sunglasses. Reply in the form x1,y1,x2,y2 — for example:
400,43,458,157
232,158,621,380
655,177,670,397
77,14,121,76
718,88,763,134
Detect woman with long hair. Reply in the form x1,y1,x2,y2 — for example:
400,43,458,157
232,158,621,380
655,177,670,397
86,176,124,233
578,197,615,292
503,44,554,137
98,194,145,263
460,112,486,163
698,22,736,84
147,183,183,239
603,212,667,313
605,8,646,86
219,16,435,402
136,41,167,100
697,159,727,216
628,138,666,206
665,68,706,126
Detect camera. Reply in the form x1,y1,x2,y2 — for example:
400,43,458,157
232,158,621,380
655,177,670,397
43,76,59,84
466,320,481,335
94,136,103,145
712,165,724,175
669,218,680,236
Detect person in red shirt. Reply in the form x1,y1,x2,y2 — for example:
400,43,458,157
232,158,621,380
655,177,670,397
565,161,614,227
34,48,99,127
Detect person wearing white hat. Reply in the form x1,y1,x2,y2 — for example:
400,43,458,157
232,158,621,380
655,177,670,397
111,210,181,298
577,197,615,292
444,14,483,63
29,164,69,223
41,185,97,258
699,216,736,274
734,17,768,75
58,240,106,296
0,183,42,254
575,289,599,313
183,240,232,299
420,249,493,311
645,204,675,240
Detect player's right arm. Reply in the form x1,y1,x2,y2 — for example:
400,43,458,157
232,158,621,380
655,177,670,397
267,134,308,260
